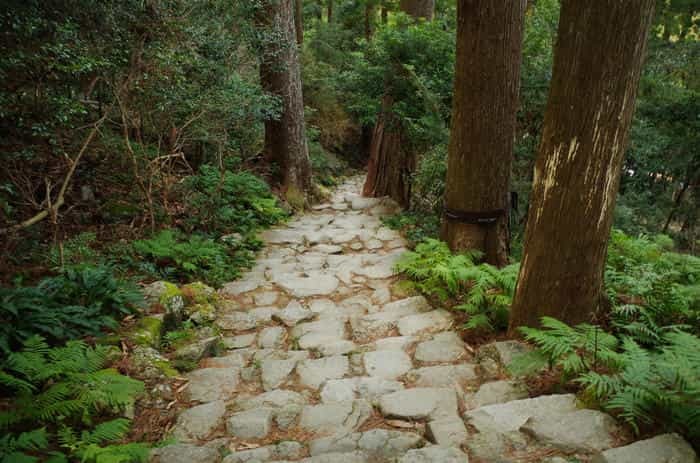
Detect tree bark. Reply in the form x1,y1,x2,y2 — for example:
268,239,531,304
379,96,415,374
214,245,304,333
327,0,333,22
365,3,374,40
508,0,655,331
362,0,433,206
295,0,304,44
363,96,414,206
257,0,312,197
381,5,388,24
441,0,526,267
399,0,435,20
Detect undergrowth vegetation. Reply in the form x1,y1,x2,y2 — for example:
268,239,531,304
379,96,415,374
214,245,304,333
0,337,147,463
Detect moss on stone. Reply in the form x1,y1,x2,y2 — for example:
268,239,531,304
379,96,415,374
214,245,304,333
129,316,163,348
153,359,180,377
392,280,418,298
285,185,306,212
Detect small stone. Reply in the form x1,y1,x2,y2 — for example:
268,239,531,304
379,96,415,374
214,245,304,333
476,340,532,377
297,356,350,389
227,408,274,439
426,417,468,447
379,388,459,420
186,368,240,403
259,326,287,349
173,336,219,363
150,444,221,463
171,401,226,442
250,306,280,323
397,310,453,336
398,446,469,463
592,433,698,463
363,350,413,379
222,334,256,349
202,350,252,369
261,359,297,391
273,301,315,326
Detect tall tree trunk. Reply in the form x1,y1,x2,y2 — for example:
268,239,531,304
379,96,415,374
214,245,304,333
327,0,333,22
399,0,435,20
441,0,526,267
362,0,433,206
258,0,312,198
295,0,304,44
663,176,690,233
381,5,388,23
363,97,414,205
317,0,323,20
509,0,655,331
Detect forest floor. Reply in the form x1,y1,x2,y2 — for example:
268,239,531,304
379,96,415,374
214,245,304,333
148,176,695,463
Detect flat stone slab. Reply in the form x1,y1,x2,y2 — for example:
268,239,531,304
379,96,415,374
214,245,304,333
414,333,467,363
374,336,418,351
310,429,424,457
273,301,315,326
379,388,459,420
261,359,297,391
223,333,256,349
592,433,698,463
220,277,264,296
321,377,404,403
202,350,251,368
465,393,578,434
299,400,372,434
277,273,339,297
520,409,623,452
426,416,468,447
468,380,529,408
397,310,453,336
363,350,413,379
172,401,226,442
292,318,346,350
227,408,275,439
258,326,287,349
150,444,221,463
397,446,469,463
223,441,304,463
297,356,350,389
216,311,258,332
407,364,478,388
185,368,240,403
236,389,307,411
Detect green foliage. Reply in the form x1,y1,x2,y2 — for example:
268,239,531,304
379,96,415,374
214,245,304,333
0,267,142,353
516,317,700,441
512,317,620,378
133,229,254,286
382,212,440,244
0,337,145,462
183,164,287,236
605,230,700,344
395,239,518,331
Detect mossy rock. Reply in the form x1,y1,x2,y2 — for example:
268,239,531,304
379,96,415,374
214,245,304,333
128,316,164,348
188,302,216,325
171,358,199,373
285,185,306,212
95,334,122,347
181,281,216,305
392,280,418,298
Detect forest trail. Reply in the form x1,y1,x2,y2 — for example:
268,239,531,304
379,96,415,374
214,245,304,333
150,176,690,463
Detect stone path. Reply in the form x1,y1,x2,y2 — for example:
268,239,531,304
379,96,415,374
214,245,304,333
151,176,698,463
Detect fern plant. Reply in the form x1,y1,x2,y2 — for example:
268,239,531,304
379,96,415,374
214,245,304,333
0,267,143,353
510,317,620,378
578,331,700,438
395,239,518,331
0,337,146,462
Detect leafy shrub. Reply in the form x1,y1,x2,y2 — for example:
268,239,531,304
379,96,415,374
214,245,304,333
395,239,519,331
0,267,143,353
382,212,441,244
0,337,147,462
133,229,255,285
183,164,287,236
